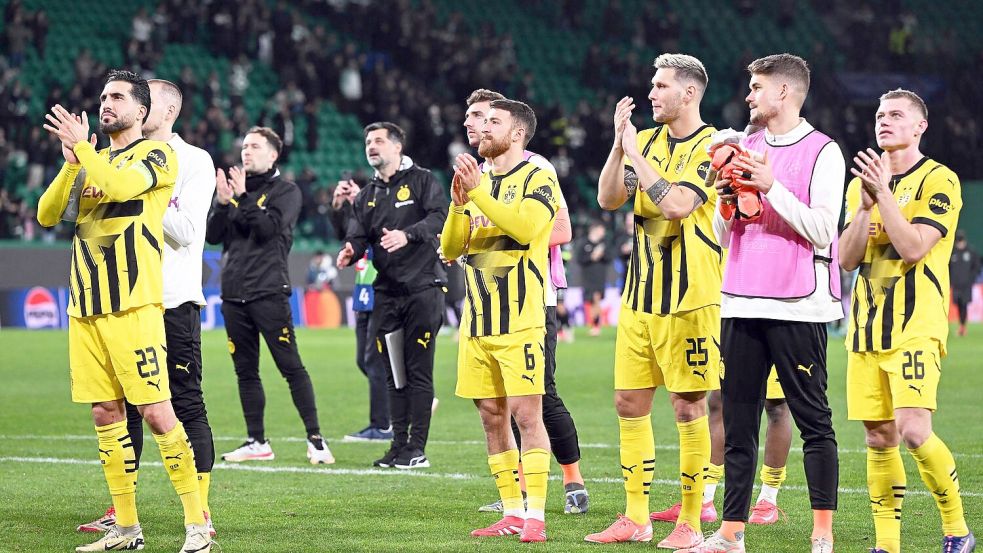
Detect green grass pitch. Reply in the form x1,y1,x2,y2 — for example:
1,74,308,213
0,325,980,552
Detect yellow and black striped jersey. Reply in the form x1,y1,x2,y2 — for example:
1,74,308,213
442,161,560,337
38,138,177,318
623,124,722,315
845,157,961,354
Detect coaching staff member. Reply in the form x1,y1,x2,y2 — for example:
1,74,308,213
206,126,334,465
337,122,448,469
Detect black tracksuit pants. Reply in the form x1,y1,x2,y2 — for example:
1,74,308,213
126,302,215,473
368,287,444,452
720,317,838,522
222,294,320,440
355,310,390,429
511,306,582,465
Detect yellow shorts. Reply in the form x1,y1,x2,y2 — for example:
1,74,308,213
847,338,941,421
615,304,721,393
456,326,546,399
69,304,170,405
766,366,785,400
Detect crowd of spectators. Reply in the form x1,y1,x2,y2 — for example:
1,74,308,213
0,0,979,245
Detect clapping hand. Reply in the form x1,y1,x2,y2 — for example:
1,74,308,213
43,105,96,164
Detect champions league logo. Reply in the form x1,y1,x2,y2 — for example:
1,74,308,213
23,287,58,329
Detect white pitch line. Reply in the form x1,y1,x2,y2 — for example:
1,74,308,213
3,434,981,459
0,456,980,498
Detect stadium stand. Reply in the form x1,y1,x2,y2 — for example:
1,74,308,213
0,0,980,249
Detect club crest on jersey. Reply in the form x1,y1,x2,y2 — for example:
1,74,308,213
147,149,169,171
674,154,688,175
395,184,415,208
503,185,517,204
897,192,912,208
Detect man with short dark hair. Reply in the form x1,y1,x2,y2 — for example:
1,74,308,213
337,122,448,469
77,77,221,537
39,69,211,553
206,126,334,466
688,53,844,553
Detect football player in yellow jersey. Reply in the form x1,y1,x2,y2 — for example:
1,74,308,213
841,89,973,553
38,70,210,553
586,54,719,549
441,99,559,543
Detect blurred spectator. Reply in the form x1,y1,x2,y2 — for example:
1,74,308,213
950,230,982,338
306,250,338,291
577,221,612,336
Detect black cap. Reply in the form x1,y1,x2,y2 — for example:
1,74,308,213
955,230,967,241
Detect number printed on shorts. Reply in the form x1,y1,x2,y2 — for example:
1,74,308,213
524,343,536,371
135,346,161,378
901,350,925,380
685,337,709,367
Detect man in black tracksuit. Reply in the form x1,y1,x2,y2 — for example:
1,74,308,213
206,126,333,464
337,122,447,469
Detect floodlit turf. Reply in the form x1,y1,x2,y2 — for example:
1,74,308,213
0,324,980,552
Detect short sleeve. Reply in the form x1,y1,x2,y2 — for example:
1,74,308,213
910,168,961,237
138,144,178,191
677,146,715,205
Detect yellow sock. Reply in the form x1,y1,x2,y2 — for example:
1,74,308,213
95,421,139,527
909,434,969,536
488,449,523,517
153,422,204,526
705,462,724,486
619,415,655,526
198,472,211,515
521,448,550,520
703,462,724,503
868,446,905,553
677,416,710,531
760,464,787,489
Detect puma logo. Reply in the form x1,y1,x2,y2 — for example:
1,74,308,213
417,332,432,349
621,464,637,474
278,336,291,344
681,471,699,482
147,379,161,391
908,384,923,396
796,364,814,377
870,498,885,506
692,368,709,380
175,362,191,373
933,489,948,498
165,453,184,461
98,448,111,457
521,374,535,385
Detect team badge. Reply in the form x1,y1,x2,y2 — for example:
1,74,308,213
674,154,688,175
396,185,411,202
503,185,516,204
897,192,911,208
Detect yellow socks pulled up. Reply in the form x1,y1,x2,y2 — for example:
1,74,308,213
909,433,969,536
488,449,523,517
153,422,204,526
867,446,905,553
95,420,139,527
677,416,710,530
521,448,550,521
619,415,655,526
